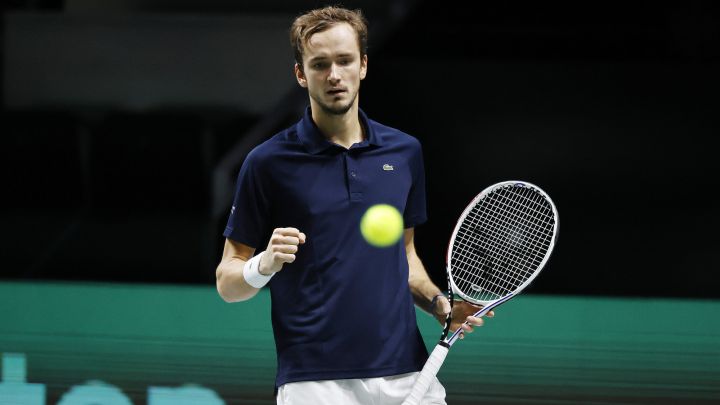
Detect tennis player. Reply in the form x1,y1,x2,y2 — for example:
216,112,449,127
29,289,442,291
216,6,492,404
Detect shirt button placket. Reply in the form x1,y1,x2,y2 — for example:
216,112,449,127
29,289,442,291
347,153,363,202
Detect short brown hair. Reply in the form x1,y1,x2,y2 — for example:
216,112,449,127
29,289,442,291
290,6,368,68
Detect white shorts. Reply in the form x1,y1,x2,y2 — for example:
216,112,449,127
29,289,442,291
276,372,446,405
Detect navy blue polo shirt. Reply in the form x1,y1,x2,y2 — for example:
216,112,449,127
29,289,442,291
224,107,429,389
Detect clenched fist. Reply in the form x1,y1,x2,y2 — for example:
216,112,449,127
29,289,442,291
259,227,306,275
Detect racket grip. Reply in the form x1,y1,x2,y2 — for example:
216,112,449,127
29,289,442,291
401,343,449,405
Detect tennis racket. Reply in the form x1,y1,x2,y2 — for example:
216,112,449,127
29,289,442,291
402,180,559,405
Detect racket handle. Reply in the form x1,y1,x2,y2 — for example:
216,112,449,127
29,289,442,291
401,343,449,405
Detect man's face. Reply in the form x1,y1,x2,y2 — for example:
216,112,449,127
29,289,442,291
295,23,367,116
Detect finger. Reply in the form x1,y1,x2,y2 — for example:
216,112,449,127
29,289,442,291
275,227,303,238
299,232,307,244
272,252,296,264
466,316,484,327
461,323,474,333
486,310,495,318
272,235,301,246
273,244,298,254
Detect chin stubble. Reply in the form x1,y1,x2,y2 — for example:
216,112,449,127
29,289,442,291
312,91,358,116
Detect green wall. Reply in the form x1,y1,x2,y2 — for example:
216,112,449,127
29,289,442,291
1,282,719,404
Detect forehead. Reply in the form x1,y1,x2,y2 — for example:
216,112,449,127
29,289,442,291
304,23,360,60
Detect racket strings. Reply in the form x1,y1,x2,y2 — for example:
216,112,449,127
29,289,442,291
464,187,552,296
450,185,555,302
462,202,548,270
453,226,533,299
481,189,554,261
468,187,552,294
454,215,531,298
455,195,540,294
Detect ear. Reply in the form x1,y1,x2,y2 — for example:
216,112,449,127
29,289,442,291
295,63,308,88
360,54,368,80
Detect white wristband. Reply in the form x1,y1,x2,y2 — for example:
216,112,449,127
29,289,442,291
243,252,273,289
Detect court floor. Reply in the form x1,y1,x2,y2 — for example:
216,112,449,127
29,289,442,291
1,282,718,404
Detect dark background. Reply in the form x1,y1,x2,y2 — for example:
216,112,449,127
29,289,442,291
2,0,719,298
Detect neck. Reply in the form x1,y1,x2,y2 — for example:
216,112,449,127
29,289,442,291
310,101,364,149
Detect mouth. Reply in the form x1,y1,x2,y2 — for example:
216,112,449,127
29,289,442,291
326,88,347,96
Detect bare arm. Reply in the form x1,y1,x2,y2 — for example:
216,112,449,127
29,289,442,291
405,228,447,319
216,239,257,302
216,228,306,303
406,228,492,334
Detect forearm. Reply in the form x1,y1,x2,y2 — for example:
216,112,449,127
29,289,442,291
216,230,304,303
407,250,444,314
216,257,261,302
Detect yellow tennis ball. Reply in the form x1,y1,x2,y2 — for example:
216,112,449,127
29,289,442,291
360,204,404,248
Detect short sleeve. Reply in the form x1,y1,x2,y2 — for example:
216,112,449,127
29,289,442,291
403,141,427,228
223,151,271,248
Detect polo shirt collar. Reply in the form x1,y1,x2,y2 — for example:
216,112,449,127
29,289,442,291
298,106,382,154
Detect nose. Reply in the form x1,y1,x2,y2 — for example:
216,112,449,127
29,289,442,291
328,63,341,84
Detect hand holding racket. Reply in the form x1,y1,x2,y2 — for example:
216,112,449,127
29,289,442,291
403,181,559,405
430,299,494,338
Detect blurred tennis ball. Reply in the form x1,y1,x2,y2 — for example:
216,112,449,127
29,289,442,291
360,204,404,248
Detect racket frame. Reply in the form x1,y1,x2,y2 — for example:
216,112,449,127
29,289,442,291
443,180,559,347
402,180,559,405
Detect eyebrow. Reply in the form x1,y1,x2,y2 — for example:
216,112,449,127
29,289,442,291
307,53,355,63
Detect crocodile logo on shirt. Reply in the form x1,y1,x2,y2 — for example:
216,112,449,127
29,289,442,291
383,164,394,171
